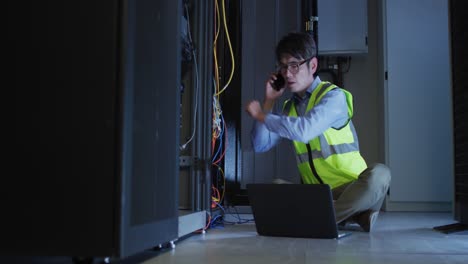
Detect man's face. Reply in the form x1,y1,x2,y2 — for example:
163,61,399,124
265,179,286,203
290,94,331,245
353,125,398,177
278,54,317,94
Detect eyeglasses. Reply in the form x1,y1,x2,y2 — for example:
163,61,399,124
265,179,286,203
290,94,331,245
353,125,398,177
276,57,313,75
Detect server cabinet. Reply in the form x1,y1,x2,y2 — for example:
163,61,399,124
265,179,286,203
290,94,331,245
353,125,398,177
5,0,180,259
450,0,468,228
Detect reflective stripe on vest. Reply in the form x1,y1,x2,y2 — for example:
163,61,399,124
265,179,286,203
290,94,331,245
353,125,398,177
296,130,360,163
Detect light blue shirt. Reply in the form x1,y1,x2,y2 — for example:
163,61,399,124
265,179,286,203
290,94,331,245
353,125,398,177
251,76,350,152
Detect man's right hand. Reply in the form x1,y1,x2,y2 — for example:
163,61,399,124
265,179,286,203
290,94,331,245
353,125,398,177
245,100,265,122
266,73,285,101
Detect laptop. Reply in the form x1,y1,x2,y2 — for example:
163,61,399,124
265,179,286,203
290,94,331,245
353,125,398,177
247,183,351,239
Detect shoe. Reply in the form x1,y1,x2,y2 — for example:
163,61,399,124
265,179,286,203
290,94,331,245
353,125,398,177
355,210,379,232
338,220,348,228
338,216,357,230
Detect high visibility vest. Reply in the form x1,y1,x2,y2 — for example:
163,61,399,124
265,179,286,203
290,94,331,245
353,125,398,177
283,82,367,189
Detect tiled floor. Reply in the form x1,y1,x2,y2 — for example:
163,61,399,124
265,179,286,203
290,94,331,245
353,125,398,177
138,212,467,264
2,212,467,264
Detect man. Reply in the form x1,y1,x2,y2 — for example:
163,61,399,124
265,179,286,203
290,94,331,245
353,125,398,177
245,32,391,232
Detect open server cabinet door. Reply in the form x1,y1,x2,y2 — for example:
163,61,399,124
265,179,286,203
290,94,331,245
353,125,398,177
5,0,180,260
119,0,180,257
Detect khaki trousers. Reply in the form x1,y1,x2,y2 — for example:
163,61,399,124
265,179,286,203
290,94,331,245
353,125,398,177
332,163,392,223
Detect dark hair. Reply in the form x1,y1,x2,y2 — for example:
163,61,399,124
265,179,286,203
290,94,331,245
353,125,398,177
275,32,317,62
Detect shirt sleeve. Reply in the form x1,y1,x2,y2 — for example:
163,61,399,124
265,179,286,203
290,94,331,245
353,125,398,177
250,119,282,152
262,88,349,143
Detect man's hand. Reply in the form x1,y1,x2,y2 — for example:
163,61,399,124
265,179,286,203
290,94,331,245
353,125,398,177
262,73,286,112
245,100,266,123
265,73,285,101
245,73,286,123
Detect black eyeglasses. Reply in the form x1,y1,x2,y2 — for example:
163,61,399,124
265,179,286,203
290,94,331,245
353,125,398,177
276,57,313,75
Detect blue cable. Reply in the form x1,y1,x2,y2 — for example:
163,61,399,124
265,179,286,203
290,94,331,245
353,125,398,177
213,202,254,225
210,214,224,229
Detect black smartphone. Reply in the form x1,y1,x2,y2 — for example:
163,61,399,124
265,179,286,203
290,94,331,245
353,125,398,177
272,73,285,91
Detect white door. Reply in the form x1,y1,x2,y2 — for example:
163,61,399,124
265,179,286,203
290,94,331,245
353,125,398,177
384,0,453,204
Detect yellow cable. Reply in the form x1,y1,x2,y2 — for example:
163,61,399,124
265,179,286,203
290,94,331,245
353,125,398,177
213,50,220,96
214,0,221,48
213,0,221,96
215,0,235,96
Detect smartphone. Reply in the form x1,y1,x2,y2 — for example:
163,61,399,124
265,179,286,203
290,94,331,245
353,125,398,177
272,73,285,91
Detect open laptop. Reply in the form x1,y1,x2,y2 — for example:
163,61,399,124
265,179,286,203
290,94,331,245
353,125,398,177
247,183,351,239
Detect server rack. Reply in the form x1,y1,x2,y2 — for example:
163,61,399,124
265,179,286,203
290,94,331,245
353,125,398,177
5,0,212,261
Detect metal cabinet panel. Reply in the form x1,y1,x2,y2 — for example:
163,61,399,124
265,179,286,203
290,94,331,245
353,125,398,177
241,0,302,186
317,0,368,55
120,0,180,257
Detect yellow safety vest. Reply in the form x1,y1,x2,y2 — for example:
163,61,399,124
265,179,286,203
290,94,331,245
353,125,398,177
283,82,367,189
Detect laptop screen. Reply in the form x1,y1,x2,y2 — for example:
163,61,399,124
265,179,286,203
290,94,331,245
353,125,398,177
247,184,340,239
